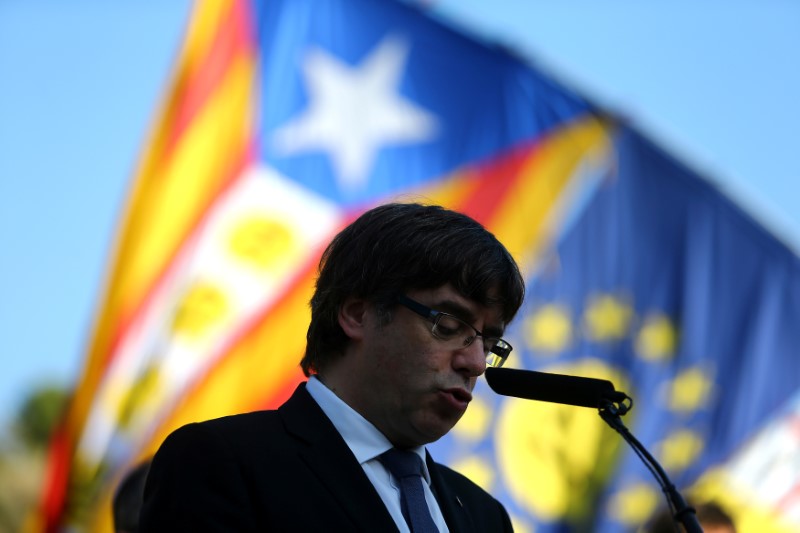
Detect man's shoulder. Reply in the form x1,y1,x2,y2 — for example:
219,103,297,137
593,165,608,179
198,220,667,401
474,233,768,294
198,409,282,432
158,384,320,453
157,409,285,456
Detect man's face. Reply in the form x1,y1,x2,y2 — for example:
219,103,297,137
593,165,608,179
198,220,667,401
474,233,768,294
345,284,506,448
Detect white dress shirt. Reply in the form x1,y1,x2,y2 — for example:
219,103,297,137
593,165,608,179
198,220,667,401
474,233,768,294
306,376,449,533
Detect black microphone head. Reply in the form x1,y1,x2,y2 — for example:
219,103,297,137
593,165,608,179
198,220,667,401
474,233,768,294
485,367,627,409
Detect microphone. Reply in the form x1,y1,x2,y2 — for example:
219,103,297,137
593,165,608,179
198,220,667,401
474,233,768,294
484,367,630,411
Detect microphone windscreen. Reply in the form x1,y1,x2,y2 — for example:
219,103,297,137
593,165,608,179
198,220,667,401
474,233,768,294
485,367,625,409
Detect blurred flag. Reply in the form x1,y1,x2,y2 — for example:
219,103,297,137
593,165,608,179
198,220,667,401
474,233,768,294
432,125,800,532
33,0,800,532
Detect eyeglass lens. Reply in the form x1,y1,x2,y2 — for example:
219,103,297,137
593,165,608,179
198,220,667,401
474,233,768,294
432,314,510,367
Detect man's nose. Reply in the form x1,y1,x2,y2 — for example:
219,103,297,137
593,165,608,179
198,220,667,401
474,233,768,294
454,339,487,377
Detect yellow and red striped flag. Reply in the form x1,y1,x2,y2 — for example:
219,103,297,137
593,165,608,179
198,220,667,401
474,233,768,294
34,0,605,530
44,1,800,532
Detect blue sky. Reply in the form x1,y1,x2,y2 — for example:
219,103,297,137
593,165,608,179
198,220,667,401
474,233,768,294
0,0,798,427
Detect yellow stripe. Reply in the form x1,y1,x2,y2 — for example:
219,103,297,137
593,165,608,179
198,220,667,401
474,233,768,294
397,117,611,277
392,167,483,208
182,0,234,75
66,0,253,444
120,51,256,311
64,3,251,529
141,271,317,458
490,117,611,273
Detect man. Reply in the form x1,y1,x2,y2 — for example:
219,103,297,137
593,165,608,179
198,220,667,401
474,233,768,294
140,203,525,532
112,460,150,533
647,500,737,533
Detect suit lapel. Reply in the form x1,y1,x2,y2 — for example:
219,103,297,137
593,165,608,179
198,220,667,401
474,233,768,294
427,452,475,533
279,384,399,532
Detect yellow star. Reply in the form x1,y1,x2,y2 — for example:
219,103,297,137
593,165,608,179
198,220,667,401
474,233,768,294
171,282,229,339
116,365,165,431
635,313,678,361
664,367,714,412
228,216,297,273
524,304,572,353
656,429,704,472
583,294,633,341
494,359,629,521
606,482,660,525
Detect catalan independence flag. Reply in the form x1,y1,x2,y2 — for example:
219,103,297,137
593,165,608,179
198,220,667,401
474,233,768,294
34,1,800,532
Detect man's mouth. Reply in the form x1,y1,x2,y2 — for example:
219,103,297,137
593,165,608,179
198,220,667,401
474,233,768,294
443,387,473,405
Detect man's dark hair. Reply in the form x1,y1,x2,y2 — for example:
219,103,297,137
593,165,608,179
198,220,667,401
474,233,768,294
112,460,151,533
696,501,736,531
646,500,736,533
301,202,525,376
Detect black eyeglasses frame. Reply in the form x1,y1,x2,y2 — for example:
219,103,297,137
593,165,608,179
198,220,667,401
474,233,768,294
395,294,512,367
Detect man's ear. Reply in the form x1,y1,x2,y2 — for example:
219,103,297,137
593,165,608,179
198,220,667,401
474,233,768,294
338,297,369,340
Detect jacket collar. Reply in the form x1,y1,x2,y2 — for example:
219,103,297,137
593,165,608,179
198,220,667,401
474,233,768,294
279,383,400,532
427,451,477,533
281,383,478,533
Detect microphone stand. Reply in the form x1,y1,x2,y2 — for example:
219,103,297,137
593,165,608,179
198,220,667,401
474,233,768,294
597,397,703,533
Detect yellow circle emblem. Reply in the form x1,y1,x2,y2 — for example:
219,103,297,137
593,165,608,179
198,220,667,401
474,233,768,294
495,359,629,524
229,216,296,273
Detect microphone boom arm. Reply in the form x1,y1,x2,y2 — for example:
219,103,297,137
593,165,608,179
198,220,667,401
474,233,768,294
483,367,703,531
597,399,703,533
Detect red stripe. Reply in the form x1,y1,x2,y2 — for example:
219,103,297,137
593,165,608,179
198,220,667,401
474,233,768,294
38,423,71,532
166,0,255,156
458,140,539,225
153,225,335,424
40,2,258,529
99,0,259,373
252,368,307,411
106,142,254,372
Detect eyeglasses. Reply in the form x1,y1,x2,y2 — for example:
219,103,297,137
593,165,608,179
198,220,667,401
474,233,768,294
396,294,513,368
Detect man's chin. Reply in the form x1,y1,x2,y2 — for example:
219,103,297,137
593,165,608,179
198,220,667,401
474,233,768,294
412,415,463,445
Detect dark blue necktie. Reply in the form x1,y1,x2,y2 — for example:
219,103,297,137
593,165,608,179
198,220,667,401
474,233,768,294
379,448,440,533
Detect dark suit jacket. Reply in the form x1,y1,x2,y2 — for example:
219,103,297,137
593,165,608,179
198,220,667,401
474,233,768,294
140,383,512,532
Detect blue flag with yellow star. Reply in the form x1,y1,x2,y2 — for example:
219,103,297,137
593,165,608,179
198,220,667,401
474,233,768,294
431,124,800,532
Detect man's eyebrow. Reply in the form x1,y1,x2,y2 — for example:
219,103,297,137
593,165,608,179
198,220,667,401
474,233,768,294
431,299,475,321
481,324,505,339
431,299,505,337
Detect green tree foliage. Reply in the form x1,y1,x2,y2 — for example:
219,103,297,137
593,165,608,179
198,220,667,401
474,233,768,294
14,384,70,449
0,383,71,531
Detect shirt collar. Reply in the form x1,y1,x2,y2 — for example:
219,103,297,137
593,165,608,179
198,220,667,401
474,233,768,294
306,376,431,483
